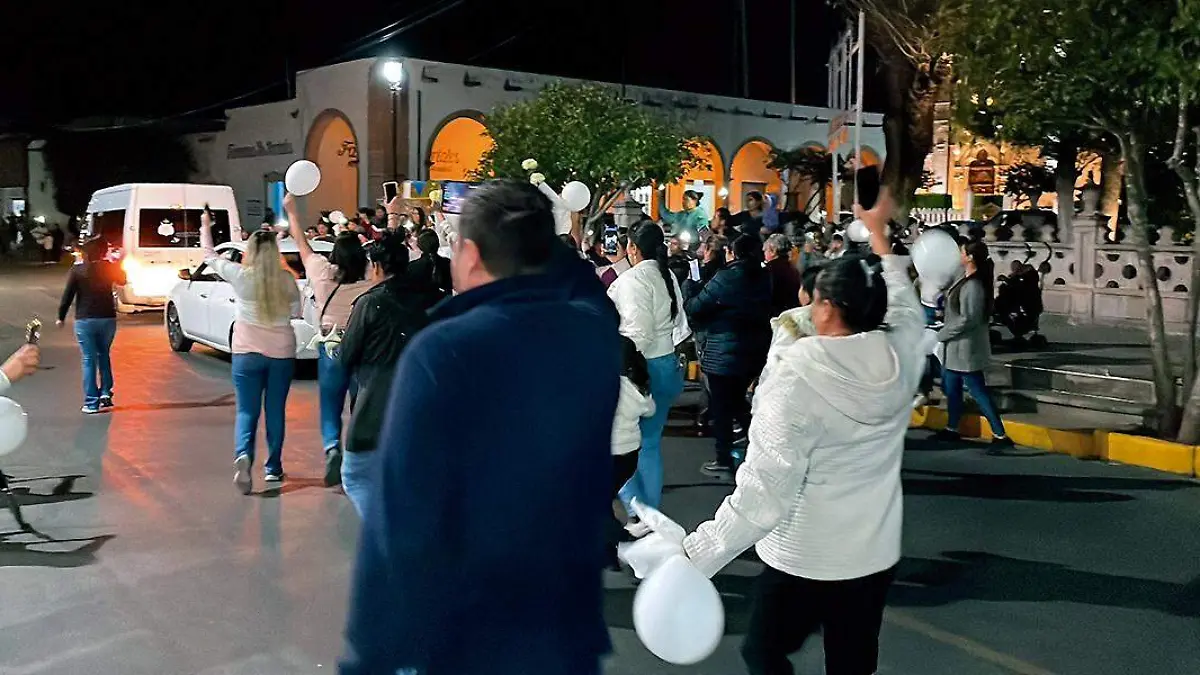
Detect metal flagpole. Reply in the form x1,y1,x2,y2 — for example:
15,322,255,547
853,10,865,205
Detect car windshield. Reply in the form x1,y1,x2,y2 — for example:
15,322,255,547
140,209,231,248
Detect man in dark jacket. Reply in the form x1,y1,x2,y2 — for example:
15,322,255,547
764,233,801,317
339,180,621,675
684,234,771,476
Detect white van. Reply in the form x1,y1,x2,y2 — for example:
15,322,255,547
84,184,243,312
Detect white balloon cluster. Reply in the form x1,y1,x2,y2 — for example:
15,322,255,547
911,228,964,300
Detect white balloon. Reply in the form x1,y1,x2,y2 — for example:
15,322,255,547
911,228,963,290
633,554,724,665
284,160,322,196
0,397,28,456
846,218,870,243
561,181,592,212
329,210,347,226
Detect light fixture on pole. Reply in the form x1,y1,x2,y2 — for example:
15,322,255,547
383,60,405,182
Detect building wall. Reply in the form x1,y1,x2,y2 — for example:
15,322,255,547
25,141,70,225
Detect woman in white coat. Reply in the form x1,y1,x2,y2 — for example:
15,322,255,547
607,221,687,530
679,192,925,675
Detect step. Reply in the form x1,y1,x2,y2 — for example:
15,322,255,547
993,387,1152,427
1000,362,1158,405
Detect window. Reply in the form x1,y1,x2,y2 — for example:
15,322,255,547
88,209,126,248
138,209,231,248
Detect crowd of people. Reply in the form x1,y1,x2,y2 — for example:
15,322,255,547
32,175,1020,675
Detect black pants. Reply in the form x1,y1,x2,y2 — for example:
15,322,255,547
606,451,640,560
742,565,895,675
707,372,752,465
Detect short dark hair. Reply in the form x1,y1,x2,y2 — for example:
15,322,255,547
715,207,731,221
729,233,762,263
815,255,887,334
458,179,558,279
746,191,763,203
800,264,821,299
365,231,409,277
416,229,440,255
330,233,368,283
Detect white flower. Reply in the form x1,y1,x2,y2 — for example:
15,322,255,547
529,172,546,186
522,158,539,171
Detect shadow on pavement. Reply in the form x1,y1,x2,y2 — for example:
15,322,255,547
258,476,326,498
902,468,1197,503
893,551,1200,618
0,474,92,508
0,532,115,568
116,393,236,412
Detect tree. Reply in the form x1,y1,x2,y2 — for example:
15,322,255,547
835,0,953,220
43,130,196,217
768,146,851,214
1003,162,1055,209
941,0,1200,439
475,84,704,232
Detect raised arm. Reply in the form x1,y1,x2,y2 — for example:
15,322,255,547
283,193,317,263
200,211,244,284
856,192,922,335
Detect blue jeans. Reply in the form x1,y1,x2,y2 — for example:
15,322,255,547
232,353,294,476
620,354,684,512
943,369,1007,438
318,342,358,452
74,318,117,407
341,449,381,518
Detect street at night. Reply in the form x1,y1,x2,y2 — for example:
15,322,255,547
1,264,1196,675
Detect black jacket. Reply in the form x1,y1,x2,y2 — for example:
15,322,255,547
766,256,802,317
407,253,453,309
58,260,126,321
337,276,431,453
684,259,771,377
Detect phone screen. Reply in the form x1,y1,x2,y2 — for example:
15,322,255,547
602,225,619,255
383,181,399,203
855,166,881,210
688,259,701,282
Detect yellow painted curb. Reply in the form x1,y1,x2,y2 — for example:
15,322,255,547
910,408,1197,477
1103,433,1196,476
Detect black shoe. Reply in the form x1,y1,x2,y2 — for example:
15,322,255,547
931,429,961,442
324,448,343,487
701,460,735,477
986,436,1016,455
99,396,114,409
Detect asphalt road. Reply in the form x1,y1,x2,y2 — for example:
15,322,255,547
1,263,1197,675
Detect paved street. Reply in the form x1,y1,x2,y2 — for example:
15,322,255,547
0,263,1197,675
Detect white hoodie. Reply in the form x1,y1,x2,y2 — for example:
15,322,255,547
611,376,656,455
683,255,926,581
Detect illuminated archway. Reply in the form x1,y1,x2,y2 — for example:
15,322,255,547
729,139,783,213
426,113,492,181
659,139,725,221
305,109,359,216
859,145,882,167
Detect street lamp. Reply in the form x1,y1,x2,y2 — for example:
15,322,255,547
383,60,405,182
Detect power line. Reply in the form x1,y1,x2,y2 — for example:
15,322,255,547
60,0,469,133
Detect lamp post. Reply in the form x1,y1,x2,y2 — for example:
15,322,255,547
382,60,405,182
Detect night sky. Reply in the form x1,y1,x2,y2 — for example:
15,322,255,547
4,0,850,127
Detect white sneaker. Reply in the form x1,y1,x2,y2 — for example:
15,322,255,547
625,519,652,538
912,394,928,410
234,455,252,495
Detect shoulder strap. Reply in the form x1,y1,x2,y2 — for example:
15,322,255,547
319,283,343,323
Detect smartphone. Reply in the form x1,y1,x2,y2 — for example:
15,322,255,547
382,181,399,203
602,224,619,255
688,259,701,282
855,166,881,210
25,318,41,345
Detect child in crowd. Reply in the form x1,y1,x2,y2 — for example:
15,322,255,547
608,336,656,569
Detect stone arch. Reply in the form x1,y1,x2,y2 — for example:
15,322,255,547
305,108,360,216
425,110,492,181
729,138,783,213
660,138,727,221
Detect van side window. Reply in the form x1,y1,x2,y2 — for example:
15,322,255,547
89,210,126,249
138,209,232,248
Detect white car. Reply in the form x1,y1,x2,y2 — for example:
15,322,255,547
165,239,334,360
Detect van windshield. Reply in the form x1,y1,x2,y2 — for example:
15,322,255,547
138,209,231,248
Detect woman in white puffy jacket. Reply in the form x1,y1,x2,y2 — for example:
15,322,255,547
680,193,925,675
607,221,687,529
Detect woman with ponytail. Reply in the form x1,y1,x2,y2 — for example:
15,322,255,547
934,239,1012,449
607,220,687,533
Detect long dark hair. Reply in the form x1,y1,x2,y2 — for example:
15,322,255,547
330,233,367,283
961,239,995,319
631,220,678,320
620,336,651,395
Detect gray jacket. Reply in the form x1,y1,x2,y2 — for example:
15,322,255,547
937,275,991,372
